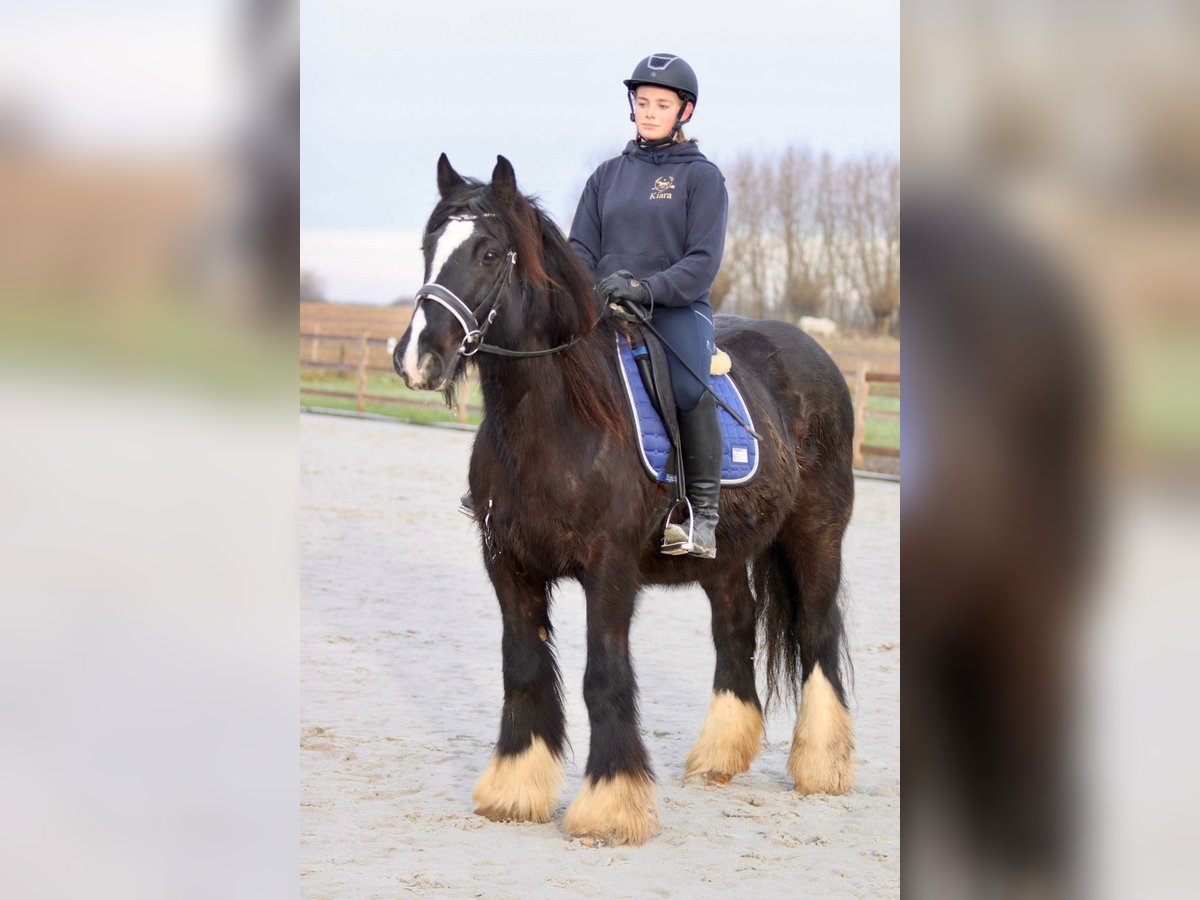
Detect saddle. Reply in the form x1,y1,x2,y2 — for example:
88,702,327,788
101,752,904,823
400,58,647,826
614,329,760,489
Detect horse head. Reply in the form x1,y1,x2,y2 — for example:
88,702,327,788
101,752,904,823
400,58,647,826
394,154,602,398
394,153,529,392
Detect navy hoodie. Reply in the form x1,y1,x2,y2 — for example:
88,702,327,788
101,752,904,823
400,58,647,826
569,140,728,310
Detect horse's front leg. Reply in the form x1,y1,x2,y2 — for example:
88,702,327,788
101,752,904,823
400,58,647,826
563,566,658,845
472,565,565,823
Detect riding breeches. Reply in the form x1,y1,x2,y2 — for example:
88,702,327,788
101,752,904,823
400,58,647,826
651,300,715,411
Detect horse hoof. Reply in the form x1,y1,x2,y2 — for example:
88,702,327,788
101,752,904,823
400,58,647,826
681,768,734,787
475,806,521,823
682,769,731,786
683,692,764,785
789,663,854,795
471,737,563,823
563,773,658,846
789,742,854,796
790,755,854,796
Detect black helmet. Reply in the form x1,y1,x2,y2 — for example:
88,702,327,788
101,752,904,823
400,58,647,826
623,53,698,105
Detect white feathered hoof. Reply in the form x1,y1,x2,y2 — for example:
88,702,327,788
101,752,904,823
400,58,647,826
683,691,764,784
472,736,563,823
563,773,658,846
788,663,854,795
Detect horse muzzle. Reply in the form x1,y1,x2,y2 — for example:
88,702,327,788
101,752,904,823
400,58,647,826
395,343,446,391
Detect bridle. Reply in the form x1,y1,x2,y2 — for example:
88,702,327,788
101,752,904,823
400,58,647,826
413,213,582,367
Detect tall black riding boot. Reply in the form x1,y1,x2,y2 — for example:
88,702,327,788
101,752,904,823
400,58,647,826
660,393,722,559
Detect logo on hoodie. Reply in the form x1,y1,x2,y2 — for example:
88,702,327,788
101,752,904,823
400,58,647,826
649,175,676,200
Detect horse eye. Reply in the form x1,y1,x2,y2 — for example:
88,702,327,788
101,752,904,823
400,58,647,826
483,250,499,262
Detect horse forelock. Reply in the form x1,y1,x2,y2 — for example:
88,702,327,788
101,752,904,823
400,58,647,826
431,185,585,297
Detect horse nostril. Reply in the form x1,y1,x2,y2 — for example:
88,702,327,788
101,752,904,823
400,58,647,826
421,352,442,384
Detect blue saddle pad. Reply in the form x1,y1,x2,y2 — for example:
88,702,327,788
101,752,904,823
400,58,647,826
615,333,760,486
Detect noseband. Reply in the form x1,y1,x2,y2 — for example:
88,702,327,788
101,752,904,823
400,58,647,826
413,213,582,363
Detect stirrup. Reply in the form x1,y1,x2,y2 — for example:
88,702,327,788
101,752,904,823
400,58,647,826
458,491,477,520
661,504,719,560
660,499,694,556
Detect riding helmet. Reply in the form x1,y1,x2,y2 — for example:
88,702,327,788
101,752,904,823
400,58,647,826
623,53,698,105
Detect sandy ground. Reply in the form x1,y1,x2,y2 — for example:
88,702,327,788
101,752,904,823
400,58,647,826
300,412,899,898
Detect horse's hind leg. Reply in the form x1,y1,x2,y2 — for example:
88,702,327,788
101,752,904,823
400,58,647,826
563,566,658,845
472,567,565,823
781,480,855,795
684,570,764,784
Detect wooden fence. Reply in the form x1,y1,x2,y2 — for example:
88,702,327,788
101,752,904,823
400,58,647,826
299,302,899,472
300,326,480,422
849,362,900,471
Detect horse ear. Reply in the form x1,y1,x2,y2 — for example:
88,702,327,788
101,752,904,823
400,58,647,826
490,155,518,207
437,153,466,198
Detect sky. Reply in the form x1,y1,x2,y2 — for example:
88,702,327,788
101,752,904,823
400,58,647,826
304,0,900,303
2,2,237,153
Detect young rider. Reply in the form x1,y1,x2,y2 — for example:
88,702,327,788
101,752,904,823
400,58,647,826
569,53,729,558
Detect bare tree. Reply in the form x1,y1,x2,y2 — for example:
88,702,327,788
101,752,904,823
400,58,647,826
835,154,900,334
880,156,901,333
815,151,852,326
813,153,900,333
721,153,774,318
774,145,827,321
713,146,899,332
709,260,735,312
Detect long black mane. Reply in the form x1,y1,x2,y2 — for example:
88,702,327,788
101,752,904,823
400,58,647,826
427,179,627,435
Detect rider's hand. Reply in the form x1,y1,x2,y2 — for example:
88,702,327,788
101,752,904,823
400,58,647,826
598,270,649,306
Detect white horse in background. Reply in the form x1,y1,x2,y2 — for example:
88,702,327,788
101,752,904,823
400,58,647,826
798,316,838,338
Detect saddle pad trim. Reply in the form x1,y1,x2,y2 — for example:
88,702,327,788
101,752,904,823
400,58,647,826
720,371,761,486
615,335,669,483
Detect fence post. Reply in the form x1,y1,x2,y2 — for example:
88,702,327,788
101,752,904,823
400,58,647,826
457,384,469,424
309,322,320,365
853,361,870,469
356,332,369,412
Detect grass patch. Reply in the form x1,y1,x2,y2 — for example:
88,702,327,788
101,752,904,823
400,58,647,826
299,368,482,426
864,391,900,450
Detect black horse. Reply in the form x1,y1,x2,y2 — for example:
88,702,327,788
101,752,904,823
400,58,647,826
394,154,856,845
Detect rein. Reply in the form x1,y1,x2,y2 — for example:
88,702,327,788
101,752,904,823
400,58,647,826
612,299,764,441
413,214,581,364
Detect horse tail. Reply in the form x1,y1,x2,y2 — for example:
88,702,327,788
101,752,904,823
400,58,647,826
752,542,800,710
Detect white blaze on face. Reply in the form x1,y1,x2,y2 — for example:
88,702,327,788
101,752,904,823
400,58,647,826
401,306,428,382
430,218,476,282
402,218,477,385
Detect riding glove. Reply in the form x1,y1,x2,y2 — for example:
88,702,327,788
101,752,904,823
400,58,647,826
598,270,649,306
